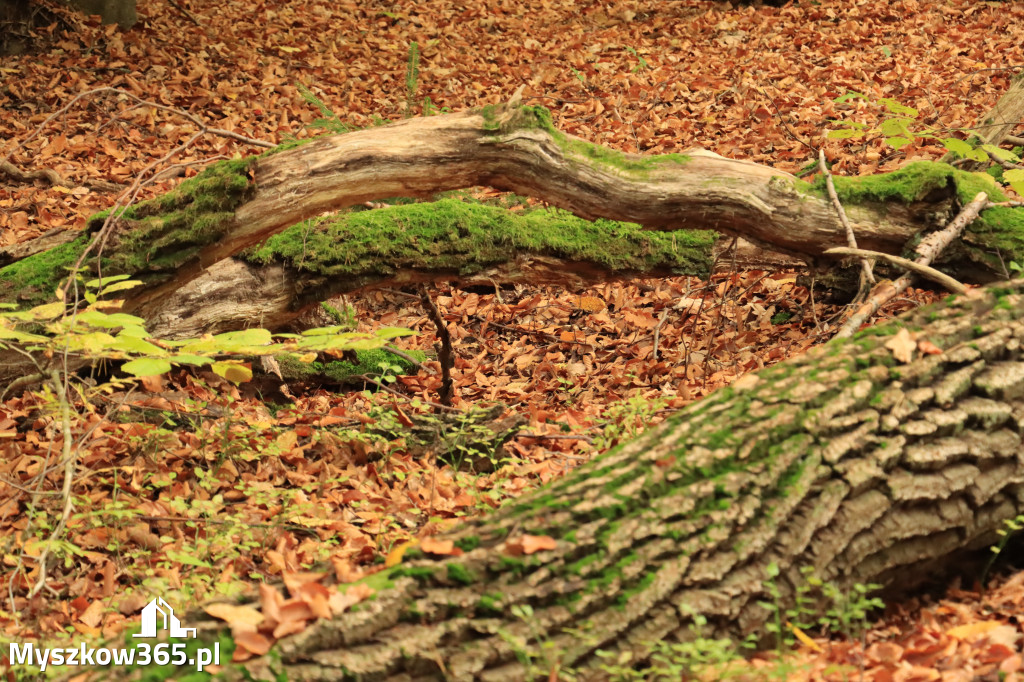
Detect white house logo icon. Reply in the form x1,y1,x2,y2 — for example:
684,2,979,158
133,597,197,639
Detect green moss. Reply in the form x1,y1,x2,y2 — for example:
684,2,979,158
447,563,475,585
245,198,715,278
477,593,504,616
565,553,602,576
0,233,90,307
618,572,656,606
84,158,254,281
480,105,690,178
454,536,480,552
817,161,958,204
277,348,425,384
811,161,1023,267
390,565,437,584
498,556,527,574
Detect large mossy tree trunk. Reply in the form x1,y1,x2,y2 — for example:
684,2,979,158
178,281,1024,682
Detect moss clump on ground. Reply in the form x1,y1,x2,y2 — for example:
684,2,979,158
278,348,426,384
244,197,715,278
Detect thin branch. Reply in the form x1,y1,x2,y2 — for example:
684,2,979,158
652,308,670,363
819,149,875,288
419,286,454,407
28,371,76,598
165,0,202,26
835,192,989,339
824,247,967,294
354,374,461,412
383,345,431,373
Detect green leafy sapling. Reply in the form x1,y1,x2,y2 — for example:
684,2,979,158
827,92,1024,198
0,275,413,383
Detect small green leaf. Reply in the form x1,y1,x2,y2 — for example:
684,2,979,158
834,91,867,103
376,326,415,339
981,145,1018,163
85,274,131,289
1005,169,1024,197
968,148,988,162
75,310,147,328
166,354,214,367
878,117,913,137
877,98,918,117
108,336,167,356
30,302,66,320
99,280,143,296
826,129,865,140
121,358,173,377
211,361,252,384
941,138,973,157
165,551,213,568
885,136,913,150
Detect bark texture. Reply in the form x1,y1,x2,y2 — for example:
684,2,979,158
181,280,1024,682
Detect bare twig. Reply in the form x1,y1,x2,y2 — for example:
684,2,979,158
384,345,431,373
419,286,454,406
165,0,202,26
758,86,817,154
355,374,460,412
28,371,76,598
819,149,875,289
834,192,989,339
652,308,670,362
824,247,967,294
515,432,594,444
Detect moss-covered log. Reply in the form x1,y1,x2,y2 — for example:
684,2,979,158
145,197,717,337
3,100,1023,327
164,280,1024,682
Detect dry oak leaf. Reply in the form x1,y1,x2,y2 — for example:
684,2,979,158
504,534,558,556
329,583,375,616
232,631,273,661
947,621,1019,647
204,603,265,634
917,339,943,355
885,328,917,364
421,537,462,556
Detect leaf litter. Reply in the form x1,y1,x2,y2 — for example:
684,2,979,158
1,0,1023,675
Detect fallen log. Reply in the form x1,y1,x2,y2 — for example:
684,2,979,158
158,278,1024,682
3,100,1021,329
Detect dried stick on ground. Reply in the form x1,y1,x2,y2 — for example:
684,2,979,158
824,247,968,294
419,286,454,407
835,191,989,339
819,149,875,290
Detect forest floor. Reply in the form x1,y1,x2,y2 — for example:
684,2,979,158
2,0,1024,678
